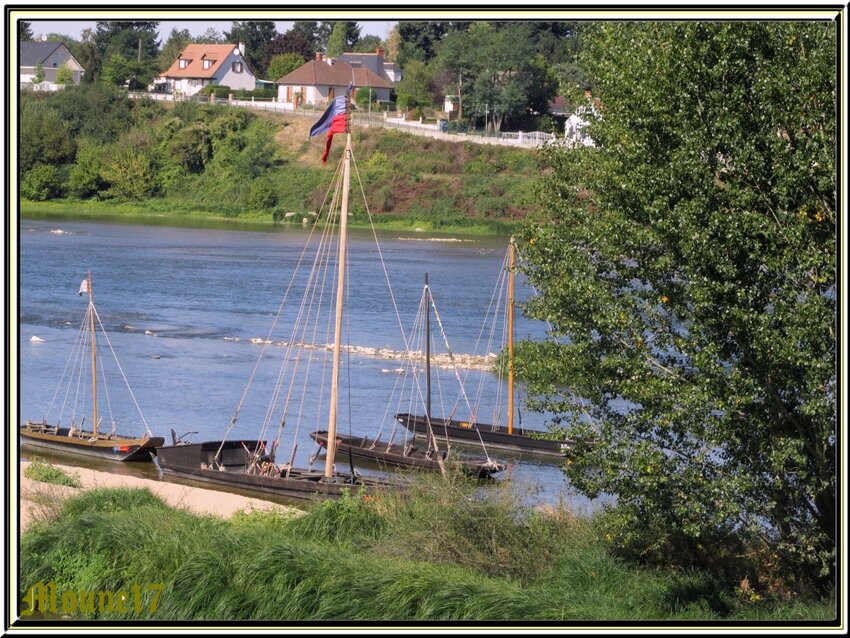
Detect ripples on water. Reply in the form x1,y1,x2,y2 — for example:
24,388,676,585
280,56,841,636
19,219,604,512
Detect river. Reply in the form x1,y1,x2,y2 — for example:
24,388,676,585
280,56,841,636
18,218,603,512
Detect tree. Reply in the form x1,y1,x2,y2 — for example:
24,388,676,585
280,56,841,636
159,27,191,72
19,98,75,173
395,59,435,109
196,27,226,44
326,22,350,57
267,53,306,82
353,34,382,53
290,21,319,52
19,21,34,41
55,63,75,85
262,31,312,72
226,21,277,76
93,21,160,83
518,22,836,592
31,63,44,85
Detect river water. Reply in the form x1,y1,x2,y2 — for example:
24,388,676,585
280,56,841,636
18,218,602,512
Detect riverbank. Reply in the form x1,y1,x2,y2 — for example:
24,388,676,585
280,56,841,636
19,460,304,533
19,199,520,237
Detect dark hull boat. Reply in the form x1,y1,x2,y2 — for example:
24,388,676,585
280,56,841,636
156,440,404,502
396,413,572,459
20,422,163,462
309,431,505,477
21,273,162,463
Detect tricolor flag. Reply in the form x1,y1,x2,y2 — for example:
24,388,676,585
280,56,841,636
78,279,89,296
309,86,352,164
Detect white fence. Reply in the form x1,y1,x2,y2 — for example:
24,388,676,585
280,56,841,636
127,92,560,149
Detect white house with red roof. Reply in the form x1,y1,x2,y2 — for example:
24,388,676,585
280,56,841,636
159,43,257,97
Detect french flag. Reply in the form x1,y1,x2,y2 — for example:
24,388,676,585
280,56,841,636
309,90,350,164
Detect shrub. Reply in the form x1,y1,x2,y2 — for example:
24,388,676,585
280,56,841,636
21,163,63,200
247,177,278,210
24,459,81,488
67,141,106,198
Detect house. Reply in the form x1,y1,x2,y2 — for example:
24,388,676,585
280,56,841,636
159,43,256,97
275,53,393,108
19,40,84,88
338,48,401,83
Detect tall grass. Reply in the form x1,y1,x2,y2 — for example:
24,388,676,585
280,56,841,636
19,482,835,622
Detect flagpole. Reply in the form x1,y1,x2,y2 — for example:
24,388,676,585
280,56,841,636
88,272,99,438
324,90,352,480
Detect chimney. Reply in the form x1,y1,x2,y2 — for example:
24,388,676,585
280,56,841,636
315,52,323,61
238,42,245,56
376,47,384,58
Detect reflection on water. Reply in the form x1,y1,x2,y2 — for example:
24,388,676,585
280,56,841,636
18,218,606,513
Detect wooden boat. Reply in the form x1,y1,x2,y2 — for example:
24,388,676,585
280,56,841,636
155,92,405,501
308,273,506,477
396,240,574,459
308,431,504,477
20,273,164,461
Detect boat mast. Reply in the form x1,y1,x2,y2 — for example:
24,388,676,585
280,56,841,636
425,273,431,423
507,239,515,435
88,271,99,438
324,105,352,480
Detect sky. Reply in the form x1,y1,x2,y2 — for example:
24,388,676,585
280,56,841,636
25,19,398,42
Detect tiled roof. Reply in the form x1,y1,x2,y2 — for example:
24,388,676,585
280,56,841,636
162,44,247,79
20,41,67,66
275,59,392,89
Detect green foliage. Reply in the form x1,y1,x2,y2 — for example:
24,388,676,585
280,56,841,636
55,63,75,85
267,52,306,82
32,63,45,84
100,146,157,199
247,177,278,210
24,459,81,488
21,164,64,201
519,22,836,593
167,122,212,173
21,485,834,620
198,84,231,98
19,97,75,173
67,140,107,197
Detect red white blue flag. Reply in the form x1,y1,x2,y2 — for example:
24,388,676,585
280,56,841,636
309,86,352,164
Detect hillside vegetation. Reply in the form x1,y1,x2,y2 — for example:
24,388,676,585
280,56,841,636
19,85,544,232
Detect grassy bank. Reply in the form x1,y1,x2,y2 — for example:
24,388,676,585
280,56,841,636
19,475,834,623
19,198,520,237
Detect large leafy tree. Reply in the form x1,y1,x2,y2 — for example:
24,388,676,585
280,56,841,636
93,21,160,83
225,21,277,77
262,30,313,70
518,22,836,591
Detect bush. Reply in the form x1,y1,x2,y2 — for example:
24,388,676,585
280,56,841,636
67,141,106,198
198,85,231,99
247,177,278,210
21,163,63,200
24,459,81,488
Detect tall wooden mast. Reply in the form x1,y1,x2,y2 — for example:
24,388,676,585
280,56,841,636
324,96,352,479
507,239,515,435
88,272,99,437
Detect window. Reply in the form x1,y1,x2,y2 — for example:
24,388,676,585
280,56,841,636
179,59,190,69
232,62,243,73
203,59,214,69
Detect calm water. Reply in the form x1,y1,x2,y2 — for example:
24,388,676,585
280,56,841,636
18,218,601,511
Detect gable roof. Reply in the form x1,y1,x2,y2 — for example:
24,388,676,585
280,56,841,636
20,41,71,67
275,59,392,89
162,43,252,79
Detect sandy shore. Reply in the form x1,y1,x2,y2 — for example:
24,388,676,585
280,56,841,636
18,461,304,533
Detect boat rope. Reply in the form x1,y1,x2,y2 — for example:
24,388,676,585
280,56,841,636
214,160,343,465
91,305,153,436
52,310,90,426
427,290,477,422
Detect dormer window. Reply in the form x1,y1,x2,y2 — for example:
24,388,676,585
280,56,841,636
203,59,215,69
179,58,190,69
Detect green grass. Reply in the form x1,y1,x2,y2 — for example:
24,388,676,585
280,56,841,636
18,477,836,622
23,459,82,489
